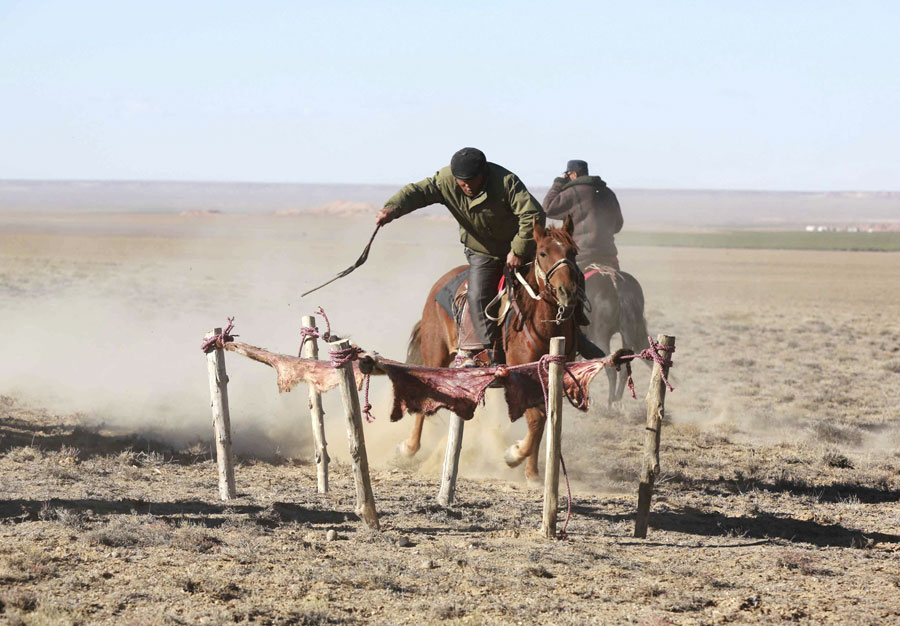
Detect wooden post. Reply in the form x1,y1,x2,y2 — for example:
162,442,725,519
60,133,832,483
205,329,236,500
437,414,465,506
301,315,329,494
634,334,676,538
541,337,566,539
331,337,379,529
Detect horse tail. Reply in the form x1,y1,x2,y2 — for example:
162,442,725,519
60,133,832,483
406,320,424,365
617,271,650,354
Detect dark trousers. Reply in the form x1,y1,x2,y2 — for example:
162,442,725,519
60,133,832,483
465,249,505,348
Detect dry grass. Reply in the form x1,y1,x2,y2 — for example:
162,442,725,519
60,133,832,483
83,514,172,548
823,449,855,469
1,218,899,624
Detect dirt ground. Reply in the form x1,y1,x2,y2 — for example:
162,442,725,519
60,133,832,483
1,213,899,625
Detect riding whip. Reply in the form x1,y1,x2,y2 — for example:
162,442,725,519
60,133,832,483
300,225,381,298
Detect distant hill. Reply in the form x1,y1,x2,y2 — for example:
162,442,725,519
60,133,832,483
1,180,897,228
0,181,396,215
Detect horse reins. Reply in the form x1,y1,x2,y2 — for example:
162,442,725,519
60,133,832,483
514,257,582,326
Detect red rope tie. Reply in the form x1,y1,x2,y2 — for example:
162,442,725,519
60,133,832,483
299,307,333,356
619,336,675,398
537,353,565,413
315,306,333,342
201,317,237,353
328,345,362,368
537,353,588,412
298,326,319,357
329,345,375,423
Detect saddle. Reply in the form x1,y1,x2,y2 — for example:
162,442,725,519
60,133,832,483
582,262,620,285
435,269,510,352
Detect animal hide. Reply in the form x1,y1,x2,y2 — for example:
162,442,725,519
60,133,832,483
224,342,365,393
225,341,616,422
376,359,613,422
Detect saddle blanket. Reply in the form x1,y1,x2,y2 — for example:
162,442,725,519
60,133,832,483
434,269,508,352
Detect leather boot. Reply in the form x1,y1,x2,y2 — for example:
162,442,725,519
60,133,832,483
577,331,606,360
575,303,591,327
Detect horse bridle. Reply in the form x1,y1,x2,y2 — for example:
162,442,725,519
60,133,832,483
514,256,581,325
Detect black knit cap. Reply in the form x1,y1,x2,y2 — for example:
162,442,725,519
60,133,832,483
566,159,589,177
451,147,487,180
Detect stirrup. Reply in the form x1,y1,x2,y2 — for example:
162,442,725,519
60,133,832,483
452,352,478,369
481,349,506,388
472,348,500,368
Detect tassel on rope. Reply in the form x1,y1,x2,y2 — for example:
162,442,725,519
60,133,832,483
201,317,237,353
299,307,333,356
618,336,676,398
329,343,375,423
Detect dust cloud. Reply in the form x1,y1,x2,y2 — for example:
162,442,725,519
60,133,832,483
0,214,544,479
4,211,899,488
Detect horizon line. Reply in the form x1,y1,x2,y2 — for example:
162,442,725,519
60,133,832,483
1,178,898,196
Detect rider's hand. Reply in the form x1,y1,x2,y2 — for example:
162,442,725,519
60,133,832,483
506,251,523,268
375,208,394,226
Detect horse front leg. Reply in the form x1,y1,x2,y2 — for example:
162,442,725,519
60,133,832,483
504,407,546,483
594,333,616,408
397,412,425,457
614,368,628,402
615,358,652,403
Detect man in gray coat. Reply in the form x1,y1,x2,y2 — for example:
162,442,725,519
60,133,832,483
542,160,623,269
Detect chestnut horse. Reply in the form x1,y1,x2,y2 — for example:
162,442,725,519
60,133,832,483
397,216,581,481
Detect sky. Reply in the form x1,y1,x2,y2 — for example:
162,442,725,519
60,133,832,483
1,1,898,191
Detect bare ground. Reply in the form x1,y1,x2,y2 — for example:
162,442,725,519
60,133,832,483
1,214,899,625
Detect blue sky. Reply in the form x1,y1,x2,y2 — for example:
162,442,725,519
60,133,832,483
1,1,898,190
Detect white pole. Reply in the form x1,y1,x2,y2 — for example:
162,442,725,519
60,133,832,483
205,329,236,500
301,315,329,493
541,336,565,538
331,337,379,530
437,414,465,506
634,334,675,539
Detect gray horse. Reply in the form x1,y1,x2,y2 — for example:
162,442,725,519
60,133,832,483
581,265,651,406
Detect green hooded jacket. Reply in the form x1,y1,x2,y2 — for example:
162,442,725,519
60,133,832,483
383,162,546,259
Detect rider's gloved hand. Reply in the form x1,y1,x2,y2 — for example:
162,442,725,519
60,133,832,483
505,251,523,268
375,208,395,226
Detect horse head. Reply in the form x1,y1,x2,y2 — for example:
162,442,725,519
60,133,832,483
532,215,579,314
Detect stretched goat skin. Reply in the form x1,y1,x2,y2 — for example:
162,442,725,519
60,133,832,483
224,342,365,393
225,341,615,423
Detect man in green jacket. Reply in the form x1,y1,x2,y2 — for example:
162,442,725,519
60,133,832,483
375,147,545,366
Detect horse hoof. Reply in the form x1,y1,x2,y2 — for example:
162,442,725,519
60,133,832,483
396,441,419,458
525,471,541,485
504,445,524,468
